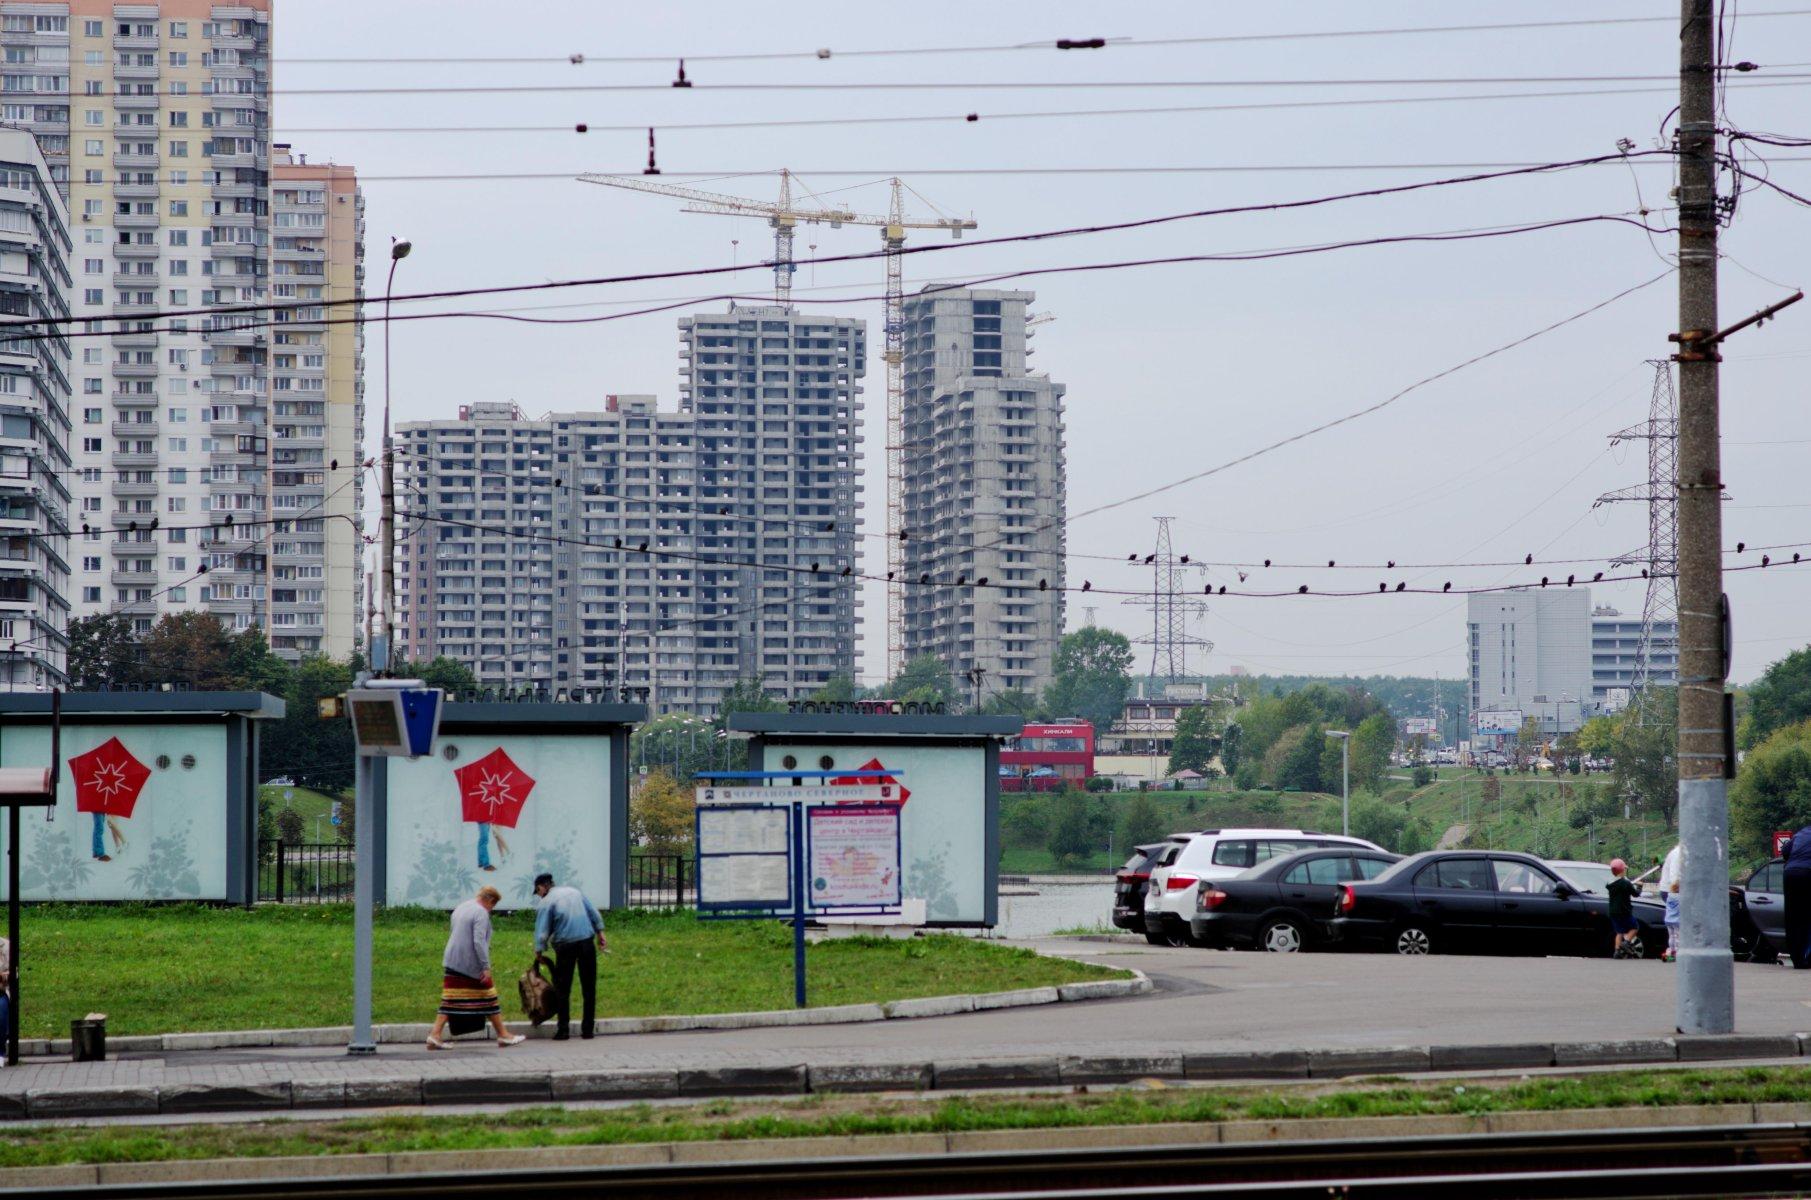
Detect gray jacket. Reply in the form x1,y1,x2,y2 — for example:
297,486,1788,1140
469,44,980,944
443,899,493,979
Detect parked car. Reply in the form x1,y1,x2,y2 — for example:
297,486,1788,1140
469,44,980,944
1144,828,1386,947
1112,840,1184,933
1191,846,1401,952
1547,859,1666,914
1328,850,1665,957
1731,859,1787,962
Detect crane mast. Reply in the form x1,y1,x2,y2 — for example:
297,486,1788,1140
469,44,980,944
576,169,976,682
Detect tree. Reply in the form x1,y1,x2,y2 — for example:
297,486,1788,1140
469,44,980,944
1611,686,1679,827
261,656,357,793
1219,721,1244,776
887,654,956,708
1119,791,1168,850
1002,794,1052,850
1047,789,1097,866
1576,715,1618,759
223,627,292,697
66,614,143,690
1515,716,1543,764
632,713,719,785
1278,724,1326,792
1167,704,1222,776
1731,719,1811,859
1042,628,1134,734
1743,646,1811,750
809,676,859,705
714,677,781,726
983,689,1044,721
1349,713,1394,792
141,611,241,690
397,656,479,695
629,769,695,854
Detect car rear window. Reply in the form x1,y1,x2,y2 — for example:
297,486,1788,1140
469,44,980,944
1353,856,1393,880
1282,856,1353,886
1418,858,1492,891
1212,839,1255,868
1753,862,1783,893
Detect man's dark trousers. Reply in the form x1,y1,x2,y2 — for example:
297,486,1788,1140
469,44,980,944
551,937,597,1037
1787,869,1811,968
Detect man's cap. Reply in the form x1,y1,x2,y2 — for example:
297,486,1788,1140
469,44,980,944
534,872,555,889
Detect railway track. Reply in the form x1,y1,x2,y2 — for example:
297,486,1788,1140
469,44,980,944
22,1121,1811,1199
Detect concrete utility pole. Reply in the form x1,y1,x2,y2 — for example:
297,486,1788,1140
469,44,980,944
1327,730,1350,837
1673,0,1733,1034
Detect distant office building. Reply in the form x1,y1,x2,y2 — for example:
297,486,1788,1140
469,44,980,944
1467,589,1592,737
1591,604,1678,708
900,288,1065,699
0,129,73,688
394,307,863,711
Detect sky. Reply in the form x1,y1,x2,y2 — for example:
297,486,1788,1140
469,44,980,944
271,2,1811,689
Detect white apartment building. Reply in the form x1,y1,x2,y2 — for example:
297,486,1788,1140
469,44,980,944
0,128,72,687
1467,589,1593,736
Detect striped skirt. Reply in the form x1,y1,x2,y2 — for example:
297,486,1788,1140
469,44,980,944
439,970,501,1023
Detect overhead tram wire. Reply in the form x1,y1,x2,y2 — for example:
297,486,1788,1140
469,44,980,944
0,155,1687,334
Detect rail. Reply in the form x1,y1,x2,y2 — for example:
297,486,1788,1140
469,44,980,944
257,841,353,905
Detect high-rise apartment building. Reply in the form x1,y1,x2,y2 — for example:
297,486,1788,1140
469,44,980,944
0,5,368,660
899,288,1065,699
1590,604,1679,709
1467,589,1593,736
394,306,863,712
269,145,361,659
0,128,73,688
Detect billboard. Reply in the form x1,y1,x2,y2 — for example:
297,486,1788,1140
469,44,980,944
0,723,229,901
1403,717,1438,736
1474,709,1524,736
384,732,615,911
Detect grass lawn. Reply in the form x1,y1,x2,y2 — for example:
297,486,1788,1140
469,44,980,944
0,1066,1801,1167
259,785,349,842
14,906,1121,1039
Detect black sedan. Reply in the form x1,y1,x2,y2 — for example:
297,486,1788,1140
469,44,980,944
1190,847,1401,952
1328,850,1665,957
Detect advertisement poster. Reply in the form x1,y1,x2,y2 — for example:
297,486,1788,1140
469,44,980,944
1474,709,1524,736
385,733,612,910
0,724,229,901
807,804,900,910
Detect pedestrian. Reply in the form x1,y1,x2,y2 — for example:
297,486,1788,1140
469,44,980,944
426,885,525,1050
1782,823,1811,968
533,872,606,1041
1658,842,1684,963
1605,858,1644,958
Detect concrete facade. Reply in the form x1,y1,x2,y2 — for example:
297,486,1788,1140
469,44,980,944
900,288,1064,699
1467,589,1593,735
394,307,863,712
0,128,72,687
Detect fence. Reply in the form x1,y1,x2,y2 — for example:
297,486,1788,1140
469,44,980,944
627,853,692,910
258,841,355,904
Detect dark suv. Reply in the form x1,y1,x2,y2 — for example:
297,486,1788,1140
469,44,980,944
1113,841,1183,932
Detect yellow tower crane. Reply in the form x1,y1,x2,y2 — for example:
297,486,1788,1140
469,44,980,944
576,169,977,681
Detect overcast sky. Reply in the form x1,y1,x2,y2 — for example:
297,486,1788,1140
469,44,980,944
274,2,1811,688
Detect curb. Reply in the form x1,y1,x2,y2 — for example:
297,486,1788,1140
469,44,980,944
11,972,1153,1058
0,1105,1792,1188
2,1029,1807,1124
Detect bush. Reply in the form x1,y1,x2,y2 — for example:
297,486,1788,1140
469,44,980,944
1048,790,1097,866
1084,775,1115,793
274,807,304,845
1411,765,1435,788
1233,761,1261,791
1002,795,1052,850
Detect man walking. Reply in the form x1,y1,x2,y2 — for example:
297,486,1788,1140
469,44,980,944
1782,824,1811,968
533,872,606,1040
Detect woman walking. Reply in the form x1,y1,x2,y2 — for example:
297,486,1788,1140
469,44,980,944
427,885,525,1049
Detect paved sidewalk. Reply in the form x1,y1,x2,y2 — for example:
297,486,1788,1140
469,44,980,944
2,942,1807,1118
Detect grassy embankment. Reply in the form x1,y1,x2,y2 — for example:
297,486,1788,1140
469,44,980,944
15,907,1122,1038
0,1067,1801,1167
1002,767,1682,875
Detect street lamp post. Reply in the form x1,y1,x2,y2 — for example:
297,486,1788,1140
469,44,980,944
374,238,411,676
1326,730,1351,837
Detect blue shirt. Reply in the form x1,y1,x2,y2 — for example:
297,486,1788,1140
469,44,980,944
533,885,603,952
1787,827,1811,873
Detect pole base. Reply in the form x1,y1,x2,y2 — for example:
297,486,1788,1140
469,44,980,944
1675,946,1735,1034
346,1043,378,1056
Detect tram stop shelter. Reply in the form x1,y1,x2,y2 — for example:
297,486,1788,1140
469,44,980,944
0,691,283,904
372,700,645,912
726,711,1022,927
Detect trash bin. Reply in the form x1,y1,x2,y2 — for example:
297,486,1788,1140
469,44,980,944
71,1013,105,1062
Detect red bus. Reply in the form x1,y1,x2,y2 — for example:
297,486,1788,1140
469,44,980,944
1001,721,1095,792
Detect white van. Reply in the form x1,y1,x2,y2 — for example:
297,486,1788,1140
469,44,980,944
1143,827,1385,946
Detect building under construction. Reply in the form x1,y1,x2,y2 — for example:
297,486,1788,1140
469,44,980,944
900,288,1067,701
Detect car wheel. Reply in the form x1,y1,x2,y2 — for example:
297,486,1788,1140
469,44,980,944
1142,929,1170,947
1394,924,1433,955
1163,927,1190,948
1259,918,1305,953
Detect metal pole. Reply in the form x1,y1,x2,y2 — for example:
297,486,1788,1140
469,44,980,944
1674,0,1734,1035
1342,737,1350,838
374,241,409,677
6,802,16,1068
792,797,806,1008
349,753,377,1054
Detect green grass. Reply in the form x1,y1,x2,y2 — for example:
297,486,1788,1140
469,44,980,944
0,1067,1804,1168
259,785,349,841
14,907,1122,1039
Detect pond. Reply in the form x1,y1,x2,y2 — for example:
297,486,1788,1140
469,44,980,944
988,876,1119,939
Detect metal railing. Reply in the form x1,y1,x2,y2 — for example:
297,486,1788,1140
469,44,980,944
626,853,692,910
258,841,354,904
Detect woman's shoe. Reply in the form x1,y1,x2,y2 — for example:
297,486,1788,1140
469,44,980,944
426,1037,448,1050
497,1034,526,1047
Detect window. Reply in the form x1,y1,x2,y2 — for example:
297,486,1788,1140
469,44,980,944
85,20,103,37
1492,859,1560,895
83,108,101,125
1354,856,1393,880
1418,858,1492,891
170,21,188,38
82,200,101,218
167,53,188,69
1283,856,1355,886
82,407,101,423
82,437,101,453
1754,863,1783,894
168,141,187,157
83,139,102,156
82,557,100,572
82,586,100,603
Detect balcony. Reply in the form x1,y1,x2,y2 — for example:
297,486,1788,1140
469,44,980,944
112,35,160,51
113,181,160,199
112,272,159,289
110,361,157,378
113,240,159,258
108,481,156,498
111,391,158,407
114,92,160,111
109,329,159,349
110,420,157,438
109,452,158,469
112,63,160,81
113,211,159,230
111,153,159,169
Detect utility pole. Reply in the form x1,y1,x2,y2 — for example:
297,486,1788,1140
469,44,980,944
1673,0,1731,1035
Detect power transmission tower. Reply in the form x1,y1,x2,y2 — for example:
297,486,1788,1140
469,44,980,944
1123,517,1212,683
1593,361,1679,696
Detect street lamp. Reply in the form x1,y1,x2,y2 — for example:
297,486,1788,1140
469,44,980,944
375,238,411,675
1326,730,1351,837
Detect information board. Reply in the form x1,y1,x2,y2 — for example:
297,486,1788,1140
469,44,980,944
695,801,793,909
806,804,902,911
